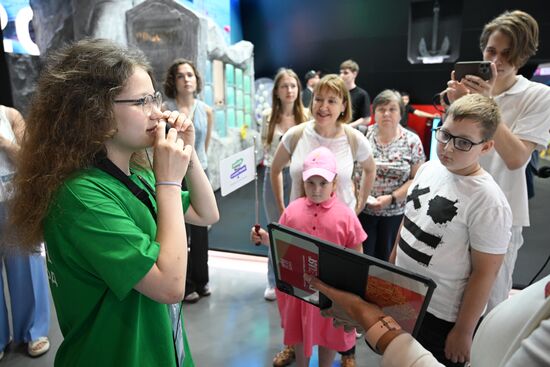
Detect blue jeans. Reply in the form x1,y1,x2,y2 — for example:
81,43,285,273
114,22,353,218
0,202,50,350
263,167,291,288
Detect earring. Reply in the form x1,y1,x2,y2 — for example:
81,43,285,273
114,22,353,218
340,111,344,117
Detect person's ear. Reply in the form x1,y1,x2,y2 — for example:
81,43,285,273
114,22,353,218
480,139,494,154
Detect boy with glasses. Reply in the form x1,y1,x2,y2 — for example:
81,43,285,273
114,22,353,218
391,94,512,366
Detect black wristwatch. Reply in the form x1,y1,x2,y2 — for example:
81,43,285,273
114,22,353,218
390,192,396,205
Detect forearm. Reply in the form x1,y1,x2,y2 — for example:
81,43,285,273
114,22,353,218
349,117,366,128
357,160,375,212
270,166,285,215
454,266,500,336
414,110,437,119
493,123,536,170
0,138,19,163
205,108,213,152
184,151,219,225
154,185,188,298
381,333,443,367
388,220,403,264
392,179,413,202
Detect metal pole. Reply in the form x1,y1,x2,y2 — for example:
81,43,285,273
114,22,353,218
253,136,261,245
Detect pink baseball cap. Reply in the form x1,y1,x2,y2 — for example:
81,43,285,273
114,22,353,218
302,146,337,182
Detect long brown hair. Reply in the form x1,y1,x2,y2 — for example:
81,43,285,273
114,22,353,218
9,38,152,251
266,68,307,146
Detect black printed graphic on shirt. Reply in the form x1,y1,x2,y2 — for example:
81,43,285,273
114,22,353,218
400,186,459,266
407,184,430,209
427,196,458,225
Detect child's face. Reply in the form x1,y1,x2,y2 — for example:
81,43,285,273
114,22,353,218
112,67,162,152
304,175,336,204
436,116,493,175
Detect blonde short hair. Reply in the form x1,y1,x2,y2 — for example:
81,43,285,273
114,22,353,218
447,94,500,140
313,74,352,124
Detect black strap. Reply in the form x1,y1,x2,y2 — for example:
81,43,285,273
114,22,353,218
95,158,157,221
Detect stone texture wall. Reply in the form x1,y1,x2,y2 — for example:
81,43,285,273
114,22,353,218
5,0,256,191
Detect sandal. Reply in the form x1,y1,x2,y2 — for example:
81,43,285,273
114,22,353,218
28,337,50,357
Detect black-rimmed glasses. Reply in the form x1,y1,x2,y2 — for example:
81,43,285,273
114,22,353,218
114,91,162,116
433,128,485,152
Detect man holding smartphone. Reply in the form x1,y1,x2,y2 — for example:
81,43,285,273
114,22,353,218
442,10,550,315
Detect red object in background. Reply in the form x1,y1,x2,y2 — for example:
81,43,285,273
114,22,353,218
407,104,441,158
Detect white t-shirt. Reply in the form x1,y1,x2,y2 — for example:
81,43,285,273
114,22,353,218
396,160,512,322
479,75,550,227
281,120,372,210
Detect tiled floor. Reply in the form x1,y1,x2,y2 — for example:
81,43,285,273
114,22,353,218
184,251,381,366
3,166,549,366
2,251,381,367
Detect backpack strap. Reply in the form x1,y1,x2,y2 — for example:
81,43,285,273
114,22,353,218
288,122,308,155
342,124,358,160
288,122,359,159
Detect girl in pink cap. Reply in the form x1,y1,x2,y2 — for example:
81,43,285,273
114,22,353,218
251,146,366,367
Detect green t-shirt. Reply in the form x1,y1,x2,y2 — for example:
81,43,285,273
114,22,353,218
43,167,194,366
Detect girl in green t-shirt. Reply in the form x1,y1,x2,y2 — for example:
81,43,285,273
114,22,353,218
9,39,219,367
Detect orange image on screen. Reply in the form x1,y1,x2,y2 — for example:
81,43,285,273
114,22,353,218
365,275,426,333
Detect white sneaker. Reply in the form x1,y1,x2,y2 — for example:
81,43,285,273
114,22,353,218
183,291,200,303
264,287,276,301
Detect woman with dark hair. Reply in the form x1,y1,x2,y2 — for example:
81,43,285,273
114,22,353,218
260,68,308,302
163,58,214,303
9,39,219,366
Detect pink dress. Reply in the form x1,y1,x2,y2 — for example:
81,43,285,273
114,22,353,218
276,194,367,357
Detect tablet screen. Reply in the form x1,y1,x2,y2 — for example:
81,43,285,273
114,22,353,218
269,223,436,336
271,227,321,305
365,265,431,334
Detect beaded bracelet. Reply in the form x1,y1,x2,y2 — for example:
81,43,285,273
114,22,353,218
155,181,182,187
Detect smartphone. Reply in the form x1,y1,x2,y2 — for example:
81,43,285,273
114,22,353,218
165,121,172,136
454,61,492,81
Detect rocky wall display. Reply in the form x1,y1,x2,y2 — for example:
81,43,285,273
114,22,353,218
126,0,207,90
5,0,256,191
4,53,42,114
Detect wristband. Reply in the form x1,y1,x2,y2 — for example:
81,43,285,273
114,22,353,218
365,316,401,354
155,181,182,187
442,92,451,105
390,192,396,205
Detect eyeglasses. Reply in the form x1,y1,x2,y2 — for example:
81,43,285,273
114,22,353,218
433,128,485,152
114,91,162,116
